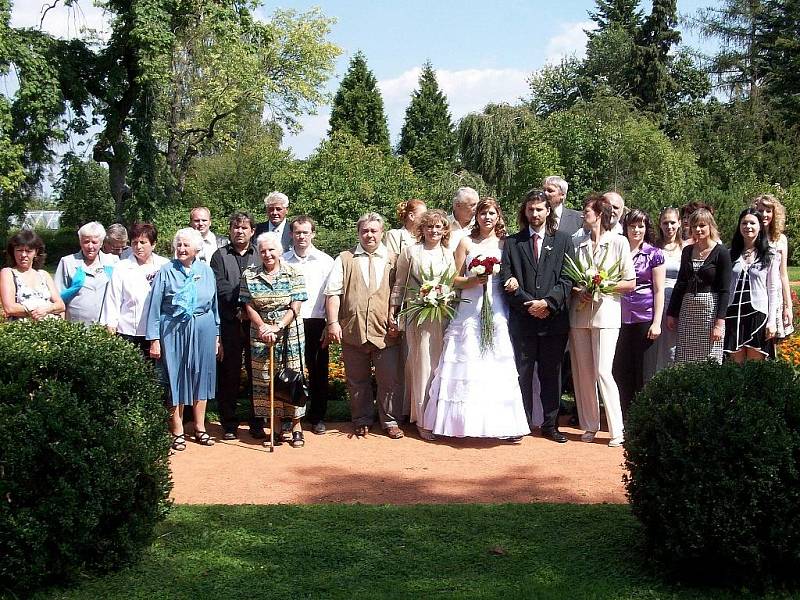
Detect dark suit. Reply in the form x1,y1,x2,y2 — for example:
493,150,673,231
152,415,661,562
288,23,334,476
500,227,575,432
556,207,583,236
254,220,292,252
210,244,261,433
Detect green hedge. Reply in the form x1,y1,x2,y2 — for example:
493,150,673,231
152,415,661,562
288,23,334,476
624,360,800,587
0,320,172,595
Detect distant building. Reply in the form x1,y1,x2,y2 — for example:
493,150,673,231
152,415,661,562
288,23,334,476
7,210,63,230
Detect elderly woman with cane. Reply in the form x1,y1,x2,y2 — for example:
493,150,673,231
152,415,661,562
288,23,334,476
241,232,308,448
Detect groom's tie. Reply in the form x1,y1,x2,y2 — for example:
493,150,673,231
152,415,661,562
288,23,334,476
531,232,539,262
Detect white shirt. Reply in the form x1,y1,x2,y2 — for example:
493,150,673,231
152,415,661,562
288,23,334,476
102,254,170,336
448,215,474,251
270,220,287,238
528,224,545,258
325,243,391,296
197,232,219,262
283,245,335,319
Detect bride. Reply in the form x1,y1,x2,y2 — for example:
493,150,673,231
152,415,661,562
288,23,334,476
423,197,530,439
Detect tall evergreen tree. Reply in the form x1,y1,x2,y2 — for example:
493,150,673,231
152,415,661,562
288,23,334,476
691,0,766,101
329,52,390,153
630,0,681,116
761,0,800,124
398,61,456,174
588,0,643,37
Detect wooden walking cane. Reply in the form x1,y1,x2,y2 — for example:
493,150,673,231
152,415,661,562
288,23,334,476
266,343,275,453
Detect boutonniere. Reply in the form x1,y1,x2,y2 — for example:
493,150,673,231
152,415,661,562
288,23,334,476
544,245,553,252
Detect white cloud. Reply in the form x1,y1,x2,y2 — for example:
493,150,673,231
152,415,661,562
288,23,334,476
544,21,595,65
11,1,110,41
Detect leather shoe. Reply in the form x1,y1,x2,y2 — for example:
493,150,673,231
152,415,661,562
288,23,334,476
223,431,237,441
249,428,266,440
312,421,326,435
542,429,568,443
385,426,404,439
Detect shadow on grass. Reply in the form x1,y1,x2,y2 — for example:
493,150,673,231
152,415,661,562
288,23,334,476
36,504,783,600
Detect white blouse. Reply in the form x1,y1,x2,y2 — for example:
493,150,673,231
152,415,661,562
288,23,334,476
102,254,170,336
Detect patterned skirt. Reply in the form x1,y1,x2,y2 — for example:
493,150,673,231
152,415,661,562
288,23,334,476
250,317,306,420
675,292,723,364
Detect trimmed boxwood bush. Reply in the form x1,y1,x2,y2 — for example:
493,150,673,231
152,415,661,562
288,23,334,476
625,359,800,587
0,319,172,595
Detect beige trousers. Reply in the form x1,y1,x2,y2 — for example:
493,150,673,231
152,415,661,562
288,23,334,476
569,327,624,439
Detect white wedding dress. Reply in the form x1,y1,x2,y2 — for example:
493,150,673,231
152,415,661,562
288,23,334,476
423,246,531,438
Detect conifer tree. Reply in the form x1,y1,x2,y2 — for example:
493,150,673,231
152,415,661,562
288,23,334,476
329,51,390,152
630,0,681,116
398,62,456,174
760,0,800,123
588,0,643,37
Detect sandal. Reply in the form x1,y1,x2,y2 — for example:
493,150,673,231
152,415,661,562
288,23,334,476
194,431,215,446
354,424,369,437
171,434,186,451
290,431,305,448
265,431,283,447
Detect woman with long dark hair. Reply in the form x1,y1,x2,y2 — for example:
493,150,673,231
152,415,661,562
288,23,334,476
724,208,780,362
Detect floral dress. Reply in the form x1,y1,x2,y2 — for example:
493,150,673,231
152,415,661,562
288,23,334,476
240,262,308,419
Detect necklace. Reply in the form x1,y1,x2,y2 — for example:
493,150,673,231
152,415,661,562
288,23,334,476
742,247,755,262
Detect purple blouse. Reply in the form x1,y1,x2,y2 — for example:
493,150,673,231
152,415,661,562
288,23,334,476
622,242,665,324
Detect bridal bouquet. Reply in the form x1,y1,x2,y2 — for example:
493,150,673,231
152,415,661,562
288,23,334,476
399,265,465,325
468,255,501,354
563,245,624,307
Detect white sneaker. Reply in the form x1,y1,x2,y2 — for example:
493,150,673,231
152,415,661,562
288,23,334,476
580,431,597,442
608,436,624,448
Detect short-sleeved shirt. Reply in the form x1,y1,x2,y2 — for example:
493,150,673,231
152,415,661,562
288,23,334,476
622,243,665,324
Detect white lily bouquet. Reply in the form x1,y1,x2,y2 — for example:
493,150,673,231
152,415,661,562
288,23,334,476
563,244,625,307
399,265,467,325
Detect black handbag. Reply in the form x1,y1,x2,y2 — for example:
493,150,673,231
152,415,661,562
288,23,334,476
273,321,309,407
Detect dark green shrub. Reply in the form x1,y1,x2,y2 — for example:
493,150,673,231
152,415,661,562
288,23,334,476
0,320,172,595
625,360,800,587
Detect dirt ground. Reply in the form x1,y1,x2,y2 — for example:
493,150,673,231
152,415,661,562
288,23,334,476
169,421,628,505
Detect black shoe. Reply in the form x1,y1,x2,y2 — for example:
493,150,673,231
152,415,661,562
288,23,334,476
249,428,266,440
273,431,283,446
290,431,305,448
542,429,568,443
312,421,326,435
223,431,237,441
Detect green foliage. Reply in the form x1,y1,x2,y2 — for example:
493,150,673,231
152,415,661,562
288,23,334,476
0,319,172,595
290,132,423,231
328,52,391,153
588,0,643,36
625,360,800,586
760,0,800,126
56,154,115,230
630,0,682,117
537,98,702,213
398,61,456,174
457,104,536,202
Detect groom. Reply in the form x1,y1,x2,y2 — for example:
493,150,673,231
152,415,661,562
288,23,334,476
501,189,575,443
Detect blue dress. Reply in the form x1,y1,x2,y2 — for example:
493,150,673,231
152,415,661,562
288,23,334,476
146,259,220,406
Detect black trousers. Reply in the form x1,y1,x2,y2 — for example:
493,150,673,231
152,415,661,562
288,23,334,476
613,320,653,418
303,318,329,424
510,332,569,432
217,318,263,432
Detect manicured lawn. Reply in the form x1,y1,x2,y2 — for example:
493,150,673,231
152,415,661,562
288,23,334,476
36,504,793,599
789,265,799,282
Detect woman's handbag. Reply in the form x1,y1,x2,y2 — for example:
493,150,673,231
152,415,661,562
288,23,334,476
273,321,309,407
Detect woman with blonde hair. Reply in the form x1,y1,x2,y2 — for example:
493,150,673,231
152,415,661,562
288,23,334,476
385,199,426,255
753,194,793,338
644,207,684,379
389,209,455,440
667,209,731,365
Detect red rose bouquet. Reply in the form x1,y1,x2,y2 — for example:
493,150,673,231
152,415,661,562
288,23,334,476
468,255,501,353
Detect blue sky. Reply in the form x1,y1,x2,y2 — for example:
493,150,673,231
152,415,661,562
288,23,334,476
9,0,715,175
